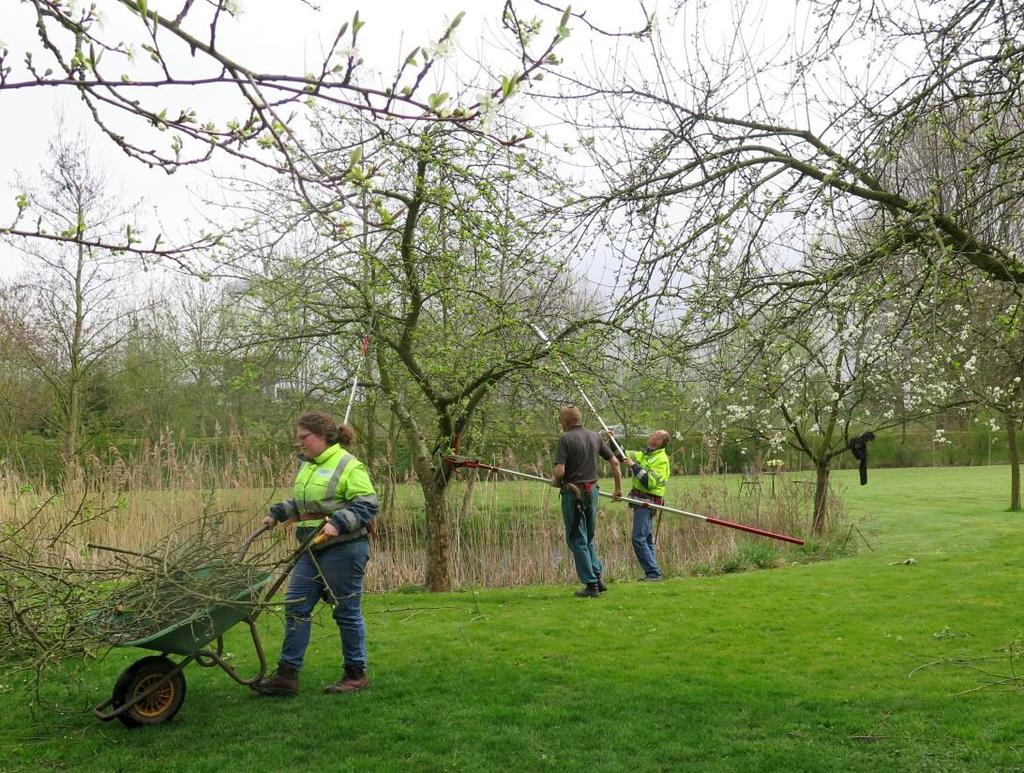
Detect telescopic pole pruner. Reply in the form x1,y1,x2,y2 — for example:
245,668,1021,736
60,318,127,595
444,456,805,546
342,335,371,426
529,323,627,460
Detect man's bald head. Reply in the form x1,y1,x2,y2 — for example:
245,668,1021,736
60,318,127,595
649,430,670,449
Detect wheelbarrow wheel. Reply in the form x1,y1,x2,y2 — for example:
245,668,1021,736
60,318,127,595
111,655,187,728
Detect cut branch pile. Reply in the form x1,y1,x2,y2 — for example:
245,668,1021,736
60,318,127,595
1,503,280,689
90,531,270,647
1,496,116,684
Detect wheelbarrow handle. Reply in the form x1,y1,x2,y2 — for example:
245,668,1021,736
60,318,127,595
255,527,325,605
236,524,272,561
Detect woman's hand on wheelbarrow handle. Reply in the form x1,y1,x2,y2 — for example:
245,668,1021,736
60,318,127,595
263,515,300,528
264,502,300,528
265,502,290,526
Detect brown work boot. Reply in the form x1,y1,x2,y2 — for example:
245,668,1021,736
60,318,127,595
574,583,601,598
324,665,369,694
253,663,299,696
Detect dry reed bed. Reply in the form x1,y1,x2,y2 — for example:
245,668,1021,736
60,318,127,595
2,458,837,591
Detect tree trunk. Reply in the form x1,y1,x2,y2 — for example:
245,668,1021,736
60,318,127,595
388,398,453,591
420,468,452,591
1006,410,1020,512
63,239,87,478
459,473,476,521
812,461,830,535
403,432,453,591
363,392,378,471
381,410,400,520
452,472,476,575
64,379,81,464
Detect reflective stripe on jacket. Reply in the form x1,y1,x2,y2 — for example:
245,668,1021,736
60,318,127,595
627,447,670,498
280,443,378,531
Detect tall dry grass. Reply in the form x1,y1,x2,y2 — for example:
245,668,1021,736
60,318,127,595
1,431,289,569
378,472,837,590
1,440,844,592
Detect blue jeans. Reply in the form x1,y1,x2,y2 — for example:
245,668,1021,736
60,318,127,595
631,505,661,578
560,487,603,585
279,532,369,671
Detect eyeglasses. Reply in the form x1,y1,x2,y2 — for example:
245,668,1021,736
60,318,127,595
297,431,314,442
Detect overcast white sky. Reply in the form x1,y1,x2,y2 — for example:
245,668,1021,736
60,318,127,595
0,0,661,280
0,0,844,285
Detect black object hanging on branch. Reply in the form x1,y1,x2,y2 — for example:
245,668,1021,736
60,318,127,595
848,431,876,485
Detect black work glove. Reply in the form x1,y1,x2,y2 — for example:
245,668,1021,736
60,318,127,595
268,502,288,523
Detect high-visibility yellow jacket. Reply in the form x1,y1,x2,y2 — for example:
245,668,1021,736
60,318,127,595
626,447,670,499
275,443,378,537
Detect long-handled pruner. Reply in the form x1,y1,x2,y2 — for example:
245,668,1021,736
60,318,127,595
444,456,804,546
528,323,629,461
343,335,372,426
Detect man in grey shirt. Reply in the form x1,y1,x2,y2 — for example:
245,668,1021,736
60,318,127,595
551,405,622,597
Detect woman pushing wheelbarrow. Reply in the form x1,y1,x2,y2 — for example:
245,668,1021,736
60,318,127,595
254,411,379,697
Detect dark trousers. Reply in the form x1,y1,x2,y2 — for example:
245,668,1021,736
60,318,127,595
631,505,661,577
279,533,369,671
560,487,603,585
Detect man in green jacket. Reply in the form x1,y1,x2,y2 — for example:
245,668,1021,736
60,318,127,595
621,430,671,581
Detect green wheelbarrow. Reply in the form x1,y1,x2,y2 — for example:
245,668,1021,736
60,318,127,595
92,525,302,728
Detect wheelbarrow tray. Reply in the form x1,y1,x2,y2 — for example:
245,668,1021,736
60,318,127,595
93,525,306,726
105,564,274,656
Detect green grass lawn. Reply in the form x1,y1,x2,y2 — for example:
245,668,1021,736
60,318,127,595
2,466,1022,772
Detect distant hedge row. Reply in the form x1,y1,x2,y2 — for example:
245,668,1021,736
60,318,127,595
2,424,1012,487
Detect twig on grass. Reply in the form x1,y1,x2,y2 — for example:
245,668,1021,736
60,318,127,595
910,638,1024,693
